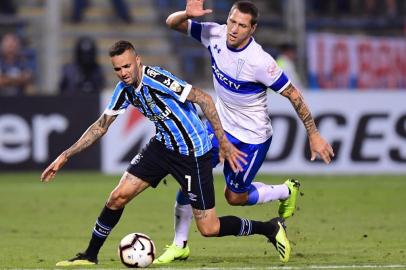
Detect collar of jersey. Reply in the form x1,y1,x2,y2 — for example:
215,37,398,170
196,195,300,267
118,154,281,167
226,37,253,52
130,65,145,93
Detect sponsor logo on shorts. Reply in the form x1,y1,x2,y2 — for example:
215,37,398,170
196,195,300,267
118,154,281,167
130,154,143,165
188,192,197,201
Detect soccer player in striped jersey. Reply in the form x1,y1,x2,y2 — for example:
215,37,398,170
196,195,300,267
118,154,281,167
40,40,291,266
155,0,335,264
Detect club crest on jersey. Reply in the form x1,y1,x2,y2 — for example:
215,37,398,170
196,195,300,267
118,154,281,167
236,59,245,79
130,96,142,107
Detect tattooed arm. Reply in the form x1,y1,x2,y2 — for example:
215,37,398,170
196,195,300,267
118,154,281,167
187,87,246,172
281,84,334,164
41,114,117,182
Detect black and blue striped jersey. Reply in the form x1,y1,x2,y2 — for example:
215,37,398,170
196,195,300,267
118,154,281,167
104,65,212,157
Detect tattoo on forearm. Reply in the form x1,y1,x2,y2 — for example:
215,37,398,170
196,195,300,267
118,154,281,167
190,88,226,142
282,85,318,135
65,115,114,158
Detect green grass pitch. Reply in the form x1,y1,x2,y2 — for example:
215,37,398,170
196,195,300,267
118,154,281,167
0,172,405,269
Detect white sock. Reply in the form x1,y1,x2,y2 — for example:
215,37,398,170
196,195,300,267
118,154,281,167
250,182,290,204
173,202,193,248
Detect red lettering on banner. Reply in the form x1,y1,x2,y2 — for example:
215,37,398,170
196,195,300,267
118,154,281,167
331,41,350,88
376,42,394,88
316,38,330,88
395,44,406,88
357,42,374,89
310,34,406,89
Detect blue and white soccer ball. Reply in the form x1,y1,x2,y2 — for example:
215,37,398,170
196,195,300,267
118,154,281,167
118,232,156,268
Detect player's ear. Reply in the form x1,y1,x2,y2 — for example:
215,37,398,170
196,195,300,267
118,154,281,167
135,55,141,64
250,23,257,35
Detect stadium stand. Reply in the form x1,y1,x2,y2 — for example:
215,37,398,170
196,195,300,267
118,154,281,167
13,0,180,92
2,0,405,92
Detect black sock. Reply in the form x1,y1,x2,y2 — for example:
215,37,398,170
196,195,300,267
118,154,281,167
85,205,124,258
218,216,277,237
218,216,242,236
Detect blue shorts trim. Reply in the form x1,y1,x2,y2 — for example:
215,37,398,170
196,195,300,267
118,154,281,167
206,122,272,193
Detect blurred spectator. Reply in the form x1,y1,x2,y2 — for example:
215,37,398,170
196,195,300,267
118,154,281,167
0,0,17,16
365,0,398,17
276,43,304,90
308,0,401,18
307,0,352,17
59,36,106,95
71,0,133,24
0,33,34,96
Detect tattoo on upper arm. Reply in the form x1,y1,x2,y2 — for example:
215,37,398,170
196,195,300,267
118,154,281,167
282,85,318,135
193,209,208,221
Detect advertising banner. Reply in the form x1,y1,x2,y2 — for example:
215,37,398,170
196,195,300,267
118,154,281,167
307,33,406,89
0,96,100,171
101,91,406,174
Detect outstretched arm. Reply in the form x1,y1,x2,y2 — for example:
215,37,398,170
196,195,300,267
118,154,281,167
40,113,117,182
187,87,247,172
166,0,212,33
281,84,334,164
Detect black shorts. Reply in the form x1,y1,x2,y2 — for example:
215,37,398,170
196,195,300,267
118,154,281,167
127,138,215,210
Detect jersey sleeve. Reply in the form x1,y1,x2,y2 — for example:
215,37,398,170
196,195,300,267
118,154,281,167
187,20,221,48
144,66,192,103
256,52,291,94
103,81,130,116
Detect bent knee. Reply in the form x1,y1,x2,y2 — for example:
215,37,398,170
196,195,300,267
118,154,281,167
197,225,219,237
107,190,130,209
225,192,247,206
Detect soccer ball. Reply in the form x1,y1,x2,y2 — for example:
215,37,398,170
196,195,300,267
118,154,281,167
118,232,156,268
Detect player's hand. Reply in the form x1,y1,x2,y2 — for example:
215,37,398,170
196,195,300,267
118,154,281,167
309,132,334,164
218,138,247,172
40,153,68,182
186,0,212,18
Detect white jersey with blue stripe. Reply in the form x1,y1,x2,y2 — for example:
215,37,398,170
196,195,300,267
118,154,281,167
188,20,291,144
104,65,212,157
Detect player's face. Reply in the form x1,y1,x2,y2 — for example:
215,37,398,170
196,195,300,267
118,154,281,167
111,49,141,86
226,8,257,49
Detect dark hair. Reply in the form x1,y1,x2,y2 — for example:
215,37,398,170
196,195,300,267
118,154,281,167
230,1,259,25
109,40,137,57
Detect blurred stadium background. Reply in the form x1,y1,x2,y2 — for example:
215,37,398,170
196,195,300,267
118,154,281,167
0,0,405,268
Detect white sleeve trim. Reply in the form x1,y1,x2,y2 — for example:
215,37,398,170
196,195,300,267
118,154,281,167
179,83,192,102
276,80,292,94
103,108,126,116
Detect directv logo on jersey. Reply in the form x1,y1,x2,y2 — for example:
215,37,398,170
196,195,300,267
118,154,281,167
212,64,241,90
146,68,159,78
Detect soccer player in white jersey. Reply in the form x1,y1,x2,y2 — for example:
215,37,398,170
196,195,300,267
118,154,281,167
154,0,335,264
